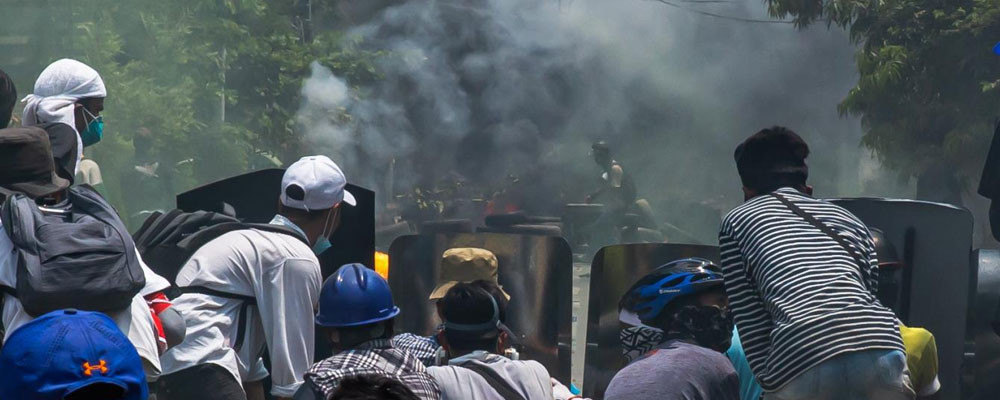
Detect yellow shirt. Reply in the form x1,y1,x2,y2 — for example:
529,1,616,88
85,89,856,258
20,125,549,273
900,324,940,396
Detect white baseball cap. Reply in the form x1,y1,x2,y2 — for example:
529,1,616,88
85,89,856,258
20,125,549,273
280,155,356,211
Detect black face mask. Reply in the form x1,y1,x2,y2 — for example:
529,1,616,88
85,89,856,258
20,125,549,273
667,304,734,352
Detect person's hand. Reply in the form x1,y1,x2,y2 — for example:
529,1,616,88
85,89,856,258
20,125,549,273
584,195,593,204
551,378,582,400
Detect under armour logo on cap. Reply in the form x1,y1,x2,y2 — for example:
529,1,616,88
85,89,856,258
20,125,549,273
82,360,108,376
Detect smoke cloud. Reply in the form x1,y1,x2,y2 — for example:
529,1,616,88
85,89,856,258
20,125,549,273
297,0,875,240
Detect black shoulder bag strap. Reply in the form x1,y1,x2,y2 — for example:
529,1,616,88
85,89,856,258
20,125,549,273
179,286,257,351
459,361,527,400
771,192,867,271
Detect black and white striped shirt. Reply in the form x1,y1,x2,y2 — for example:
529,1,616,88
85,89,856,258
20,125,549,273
719,187,904,392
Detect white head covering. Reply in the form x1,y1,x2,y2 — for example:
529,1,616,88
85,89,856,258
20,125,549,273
21,59,106,175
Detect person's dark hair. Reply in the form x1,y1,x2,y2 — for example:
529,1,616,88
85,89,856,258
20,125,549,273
64,383,126,400
330,375,420,400
734,126,810,194
278,184,334,219
0,68,16,126
329,319,394,350
468,280,508,323
440,282,501,352
592,141,610,154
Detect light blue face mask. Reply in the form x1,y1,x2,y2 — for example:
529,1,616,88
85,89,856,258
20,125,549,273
313,209,337,255
313,236,333,255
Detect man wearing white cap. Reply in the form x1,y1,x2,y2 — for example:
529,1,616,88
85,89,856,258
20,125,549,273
158,156,355,400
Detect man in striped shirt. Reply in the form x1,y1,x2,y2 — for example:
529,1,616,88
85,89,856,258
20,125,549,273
720,126,914,400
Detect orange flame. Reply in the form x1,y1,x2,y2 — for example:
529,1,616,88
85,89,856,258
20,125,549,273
375,251,389,280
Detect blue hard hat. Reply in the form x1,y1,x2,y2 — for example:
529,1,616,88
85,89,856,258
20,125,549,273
316,263,401,328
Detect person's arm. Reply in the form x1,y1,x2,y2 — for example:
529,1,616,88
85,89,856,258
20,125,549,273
243,380,267,400
585,187,607,203
143,292,185,352
609,165,624,189
258,257,323,398
719,223,773,377
916,334,941,399
291,377,326,400
87,161,107,196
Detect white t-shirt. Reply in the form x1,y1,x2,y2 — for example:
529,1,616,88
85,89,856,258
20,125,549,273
427,351,554,400
76,158,103,186
0,218,172,379
160,227,322,398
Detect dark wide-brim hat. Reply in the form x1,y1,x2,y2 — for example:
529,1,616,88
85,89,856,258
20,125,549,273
0,127,71,198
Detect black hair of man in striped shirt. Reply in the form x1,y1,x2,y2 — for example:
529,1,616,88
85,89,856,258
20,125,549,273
721,126,914,399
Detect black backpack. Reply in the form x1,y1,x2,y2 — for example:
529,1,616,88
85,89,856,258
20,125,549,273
132,208,309,350
0,185,145,317
133,209,309,290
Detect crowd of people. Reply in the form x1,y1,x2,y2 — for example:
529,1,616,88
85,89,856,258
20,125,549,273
0,57,941,400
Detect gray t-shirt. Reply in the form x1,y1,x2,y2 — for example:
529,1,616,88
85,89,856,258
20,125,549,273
605,339,740,400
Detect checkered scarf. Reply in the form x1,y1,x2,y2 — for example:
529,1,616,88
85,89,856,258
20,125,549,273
391,333,441,367
305,339,441,400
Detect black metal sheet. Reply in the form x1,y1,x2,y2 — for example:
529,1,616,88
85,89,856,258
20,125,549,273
971,250,1000,399
175,168,376,273
583,243,720,399
387,233,573,383
831,198,974,400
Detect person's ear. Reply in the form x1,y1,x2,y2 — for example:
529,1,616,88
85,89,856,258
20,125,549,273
73,103,87,131
330,205,343,231
327,328,340,344
437,330,450,353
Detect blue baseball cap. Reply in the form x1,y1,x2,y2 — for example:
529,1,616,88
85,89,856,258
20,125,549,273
0,309,148,400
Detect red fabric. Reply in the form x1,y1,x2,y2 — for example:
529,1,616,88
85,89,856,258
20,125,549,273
145,292,171,354
145,292,172,315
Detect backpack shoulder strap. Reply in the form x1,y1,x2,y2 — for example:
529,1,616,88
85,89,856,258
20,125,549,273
246,223,309,245
1,192,39,247
459,360,527,400
135,209,183,247
770,192,867,270
133,210,164,239
67,184,131,236
179,286,256,350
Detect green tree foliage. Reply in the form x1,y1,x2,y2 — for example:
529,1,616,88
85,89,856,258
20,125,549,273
4,0,380,224
768,0,1000,190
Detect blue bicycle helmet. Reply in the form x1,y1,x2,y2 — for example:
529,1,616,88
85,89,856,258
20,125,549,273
316,263,401,328
620,258,724,322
